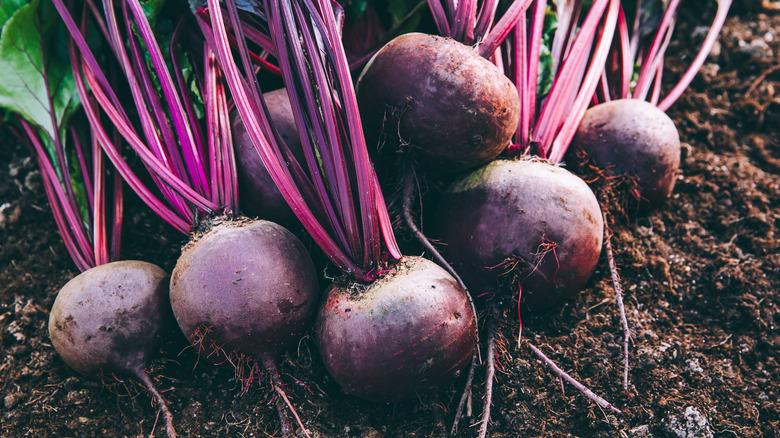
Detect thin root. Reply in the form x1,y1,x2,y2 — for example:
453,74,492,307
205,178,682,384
133,368,177,438
527,342,621,414
478,303,500,438
451,348,477,435
603,211,632,391
263,357,311,438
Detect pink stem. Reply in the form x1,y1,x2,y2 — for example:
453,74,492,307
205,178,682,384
657,0,732,111
478,0,534,58
632,0,680,100
548,0,620,163
427,0,452,36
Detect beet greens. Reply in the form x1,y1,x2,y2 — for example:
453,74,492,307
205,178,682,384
1,4,178,436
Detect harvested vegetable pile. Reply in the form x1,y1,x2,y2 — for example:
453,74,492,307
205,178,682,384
1,1,778,437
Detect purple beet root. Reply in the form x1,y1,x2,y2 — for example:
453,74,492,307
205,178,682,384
170,219,319,363
49,260,177,437
316,256,477,402
572,98,681,207
49,260,169,377
435,159,604,312
169,219,319,437
356,33,520,172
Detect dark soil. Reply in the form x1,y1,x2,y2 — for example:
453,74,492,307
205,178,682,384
2,4,778,438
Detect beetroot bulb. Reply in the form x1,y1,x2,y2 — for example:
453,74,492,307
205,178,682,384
355,0,530,173
316,256,476,401
357,32,521,172
169,219,319,367
49,261,177,438
434,158,604,312
571,99,681,209
167,218,320,437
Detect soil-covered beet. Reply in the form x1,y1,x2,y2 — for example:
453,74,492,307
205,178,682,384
1,4,779,437
434,158,603,312
356,32,520,172
571,99,682,207
316,256,476,402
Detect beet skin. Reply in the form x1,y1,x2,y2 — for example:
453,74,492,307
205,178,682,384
435,159,604,312
316,256,476,402
357,33,520,171
170,219,319,363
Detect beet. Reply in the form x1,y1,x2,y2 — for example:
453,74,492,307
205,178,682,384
169,219,319,363
48,260,176,437
49,260,169,377
571,99,681,207
434,159,604,311
356,33,520,172
316,256,476,402
233,88,305,223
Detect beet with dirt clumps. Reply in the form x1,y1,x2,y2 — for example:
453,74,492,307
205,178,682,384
316,256,476,402
48,260,177,437
356,33,520,172
434,159,604,312
49,260,170,377
571,98,681,207
169,219,319,364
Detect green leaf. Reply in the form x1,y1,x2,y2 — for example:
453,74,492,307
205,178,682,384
0,0,80,145
0,0,27,29
140,0,168,28
341,0,369,22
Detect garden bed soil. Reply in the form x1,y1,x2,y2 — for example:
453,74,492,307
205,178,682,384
1,3,778,437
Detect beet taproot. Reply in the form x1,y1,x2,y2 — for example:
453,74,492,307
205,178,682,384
48,260,177,437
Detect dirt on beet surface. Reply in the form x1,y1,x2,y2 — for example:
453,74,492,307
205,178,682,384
1,3,778,438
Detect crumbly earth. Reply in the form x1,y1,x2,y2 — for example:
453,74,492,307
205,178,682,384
1,4,778,438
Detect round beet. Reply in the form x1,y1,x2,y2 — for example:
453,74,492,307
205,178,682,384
435,159,604,312
233,88,305,223
49,260,177,437
316,256,476,402
169,219,319,363
49,260,170,376
356,33,520,172
572,98,681,207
